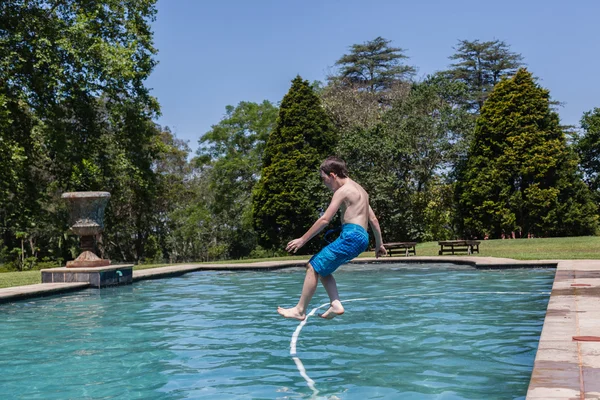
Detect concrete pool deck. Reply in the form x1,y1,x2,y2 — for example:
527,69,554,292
0,256,598,399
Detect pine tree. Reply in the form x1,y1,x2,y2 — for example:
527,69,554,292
575,108,600,198
252,76,337,251
444,39,524,112
456,69,597,238
333,37,416,92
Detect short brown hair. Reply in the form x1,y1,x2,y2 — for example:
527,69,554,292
320,156,348,178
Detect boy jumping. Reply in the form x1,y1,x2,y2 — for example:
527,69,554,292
278,156,386,321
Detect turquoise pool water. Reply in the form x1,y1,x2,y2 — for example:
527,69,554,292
0,263,553,399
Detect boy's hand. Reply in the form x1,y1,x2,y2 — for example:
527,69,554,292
286,238,306,254
375,244,387,258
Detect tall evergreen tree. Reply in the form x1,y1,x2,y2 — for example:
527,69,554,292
333,37,416,92
456,69,597,238
252,76,337,252
575,108,600,201
443,39,524,112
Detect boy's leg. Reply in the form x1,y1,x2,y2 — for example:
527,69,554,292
277,263,319,321
318,274,345,319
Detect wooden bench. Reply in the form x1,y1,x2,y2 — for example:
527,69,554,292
438,240,480,255
383,242,417,257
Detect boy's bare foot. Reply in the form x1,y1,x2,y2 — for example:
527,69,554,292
319,301,344,319
277,306,306,321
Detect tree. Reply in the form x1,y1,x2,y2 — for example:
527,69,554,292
196,101,279,258
443,39,524,112
336,78,472,242
456,69,597,238
321,37,414,136
320,78,410,134
333,37,416,92
253,76,337,252
575,108,600,192
0,95,35,267
93,114,164,263
145,127,193,262
0,1,161,266
163,164,218,263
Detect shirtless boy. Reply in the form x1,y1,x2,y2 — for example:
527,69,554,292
278,156,386,321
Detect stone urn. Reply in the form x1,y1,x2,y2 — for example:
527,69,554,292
62,191,111,268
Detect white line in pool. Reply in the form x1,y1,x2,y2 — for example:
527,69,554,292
289,291,551,395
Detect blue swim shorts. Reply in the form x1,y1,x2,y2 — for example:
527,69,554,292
309,224,369,277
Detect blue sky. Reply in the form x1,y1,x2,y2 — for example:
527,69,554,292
146,0,600,153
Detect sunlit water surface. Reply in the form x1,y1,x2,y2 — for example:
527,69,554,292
0,263,554,399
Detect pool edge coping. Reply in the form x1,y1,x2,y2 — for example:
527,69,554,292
525,259,600,399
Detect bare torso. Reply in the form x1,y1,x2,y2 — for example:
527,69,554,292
338,179,369,230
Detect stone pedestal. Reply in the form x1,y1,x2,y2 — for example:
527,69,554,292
66,250,110,268
41,265,133,288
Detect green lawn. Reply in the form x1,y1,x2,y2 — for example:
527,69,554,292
0,270,41,289
410,236,600,260
2,236,599,289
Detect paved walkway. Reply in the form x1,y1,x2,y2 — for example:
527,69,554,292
526,260,600,400
0,282,89,303
0,256,598,399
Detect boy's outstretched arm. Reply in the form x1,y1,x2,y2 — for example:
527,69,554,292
286,190,344,253
368,205,387,258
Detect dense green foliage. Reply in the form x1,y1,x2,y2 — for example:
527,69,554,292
575,108,600,201
456,69,597,238
252,77,337,252
337,78,473,242
0,0,171,268
194,101,279,259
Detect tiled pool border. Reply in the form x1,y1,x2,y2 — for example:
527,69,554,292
0,256,598,399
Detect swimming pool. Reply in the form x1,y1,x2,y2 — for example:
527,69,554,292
0,263,553,399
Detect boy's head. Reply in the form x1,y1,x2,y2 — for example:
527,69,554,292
320,156,348,178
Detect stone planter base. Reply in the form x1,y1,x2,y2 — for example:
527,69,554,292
66,250,110,268
66,259,111,268
41,265,133,288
